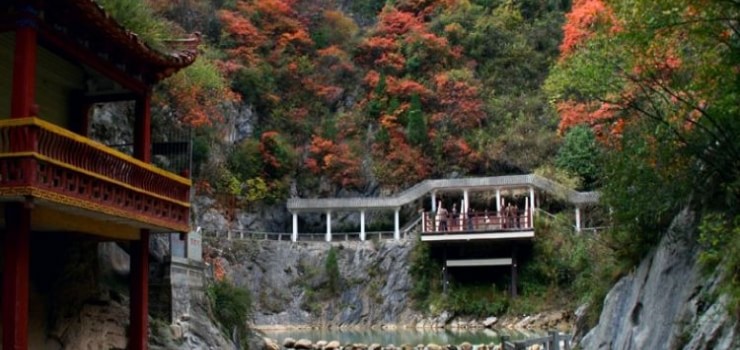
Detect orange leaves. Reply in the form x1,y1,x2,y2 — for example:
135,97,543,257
559,0,620,59
377,8,424,36
373,136,430,189
305,135,364,189
389,78,430,99
432,72,485,129
556,100,624,142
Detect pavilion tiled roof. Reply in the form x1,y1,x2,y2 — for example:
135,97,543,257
43,0,201,83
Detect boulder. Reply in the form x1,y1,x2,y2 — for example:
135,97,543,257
316,340,328,349
295,339,313,350
477,344,488,350
169,324,183,340
482,317,498,328
352,344,368,350
264,338,280,350
459,342,472,350
445,344,457,350
400,344,413,350
385,344,396,350
284,338,297,348
326,341,342,350
369,344,382,350
426,343,442,350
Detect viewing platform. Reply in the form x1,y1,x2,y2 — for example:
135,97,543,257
420,210,535,242
286,174,599,242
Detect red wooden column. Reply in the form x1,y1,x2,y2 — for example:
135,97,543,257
130,93,152,350
129,229,150,350
3,204,32,350
4,4,38,348
134,93,151,162
11,6,38,119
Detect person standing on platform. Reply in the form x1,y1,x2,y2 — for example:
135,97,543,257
437,202,448,231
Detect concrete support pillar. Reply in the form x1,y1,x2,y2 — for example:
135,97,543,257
510,244,518,298
529,186,535,219
524,197,530,228
394,209,400,240
130,230,150,350
463,189,469,214
292,213,298,242
3,204,31,350
496,188,501,215
326,211,332,242
360,211,366,241
431,191,437,212
575,207,582,233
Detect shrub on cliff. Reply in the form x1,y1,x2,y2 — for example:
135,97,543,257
207,280,252,345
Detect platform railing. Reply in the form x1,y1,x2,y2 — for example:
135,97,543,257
421,210,534,233
0,117,191,231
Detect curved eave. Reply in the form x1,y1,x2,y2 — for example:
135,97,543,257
45,0,200,83
76,0,199,78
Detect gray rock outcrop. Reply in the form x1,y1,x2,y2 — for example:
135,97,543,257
580,209,739,350
212,238,417,328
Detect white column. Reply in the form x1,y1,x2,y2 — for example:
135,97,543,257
575,207,582,233
326,211,332,242
360,211,366,241
292,213,298,242
496,188,501,214
463,189,469,213
529,187,535,218
394,209,400,240
431,191,437,212
524,197,530,228
421,209,426,233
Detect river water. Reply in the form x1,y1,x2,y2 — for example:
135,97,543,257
261,328,540,346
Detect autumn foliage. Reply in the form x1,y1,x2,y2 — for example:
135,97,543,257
559,0,621,59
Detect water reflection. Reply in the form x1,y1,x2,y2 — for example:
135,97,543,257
261,328,541,345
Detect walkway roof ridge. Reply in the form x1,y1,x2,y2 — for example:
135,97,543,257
287,174,600,212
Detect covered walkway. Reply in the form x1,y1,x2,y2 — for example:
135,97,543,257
286,174,600,241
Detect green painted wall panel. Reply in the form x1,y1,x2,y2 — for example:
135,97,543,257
0,32,13,119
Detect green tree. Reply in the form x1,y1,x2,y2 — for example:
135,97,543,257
555,125,600,189
547,0,740,261
325,247,340,295
406,94,427,146
207,280,252,345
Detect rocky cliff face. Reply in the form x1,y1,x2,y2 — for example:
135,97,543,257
210,238,420,328
580,209,739,350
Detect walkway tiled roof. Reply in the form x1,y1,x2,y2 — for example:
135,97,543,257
287,174,600,212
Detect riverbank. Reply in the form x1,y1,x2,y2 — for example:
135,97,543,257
251,309,573,332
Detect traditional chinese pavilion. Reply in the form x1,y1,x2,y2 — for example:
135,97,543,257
1,0,198,348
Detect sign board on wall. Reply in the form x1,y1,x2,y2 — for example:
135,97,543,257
187,228,203,262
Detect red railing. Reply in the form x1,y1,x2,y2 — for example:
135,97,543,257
421,210,533,233
0,118,190,232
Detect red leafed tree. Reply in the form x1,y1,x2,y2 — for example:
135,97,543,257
559,0,621,59
305,136,364,189
373,135,430,190
432,72,485,129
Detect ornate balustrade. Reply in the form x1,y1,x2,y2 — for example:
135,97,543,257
421,211,533,233
0,117,190,232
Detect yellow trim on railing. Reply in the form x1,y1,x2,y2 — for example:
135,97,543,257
0,152,190,207
0,117,192,186
0,185,190,233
